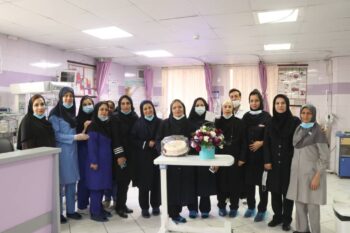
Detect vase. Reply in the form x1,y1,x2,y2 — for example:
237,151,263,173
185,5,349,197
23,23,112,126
199,146,215,160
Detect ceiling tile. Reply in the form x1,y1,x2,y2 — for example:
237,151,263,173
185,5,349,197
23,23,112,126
189,0,251,15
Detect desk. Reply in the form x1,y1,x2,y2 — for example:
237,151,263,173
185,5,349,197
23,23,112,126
154,154,234,233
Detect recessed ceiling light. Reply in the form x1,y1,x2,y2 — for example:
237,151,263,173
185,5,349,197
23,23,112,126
82,26,133,39
264,43,291,51
30,61,62,69
135,50,173,58
257,9,299,24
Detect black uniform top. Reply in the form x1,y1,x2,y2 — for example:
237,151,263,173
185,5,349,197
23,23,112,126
264,94,301,194
242,110,271,185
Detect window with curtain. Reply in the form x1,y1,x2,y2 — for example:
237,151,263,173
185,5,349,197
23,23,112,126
161,66,207,118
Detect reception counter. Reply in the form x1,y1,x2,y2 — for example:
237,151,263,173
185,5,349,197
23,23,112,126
0,147,61,233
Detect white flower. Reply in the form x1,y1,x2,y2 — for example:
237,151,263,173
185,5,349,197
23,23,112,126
210,131,216,137
191,142,197,148
194,136,198,140
219,145,224,149
204,136,209,142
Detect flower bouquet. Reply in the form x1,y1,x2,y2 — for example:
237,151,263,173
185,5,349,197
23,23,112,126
191,124,224,160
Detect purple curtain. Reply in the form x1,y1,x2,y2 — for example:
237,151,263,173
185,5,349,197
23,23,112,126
96,60,112,100
144,67,154,100
259,61,269,112
204,63,214,111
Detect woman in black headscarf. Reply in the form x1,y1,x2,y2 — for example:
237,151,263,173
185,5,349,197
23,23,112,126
131,100,162,218
76,96,94,212
242,89,271,222
111,95,139,218
17,94,55,149
86,101,113,222
49,87,89,223
187,97,216,218
264,94,300,231
156,99,196,223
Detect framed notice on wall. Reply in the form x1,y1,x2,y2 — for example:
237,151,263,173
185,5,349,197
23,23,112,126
67,61,96,96
277,65,308,112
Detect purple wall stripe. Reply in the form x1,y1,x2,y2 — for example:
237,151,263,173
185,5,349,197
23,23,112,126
0,70,54,86
307,82,350,95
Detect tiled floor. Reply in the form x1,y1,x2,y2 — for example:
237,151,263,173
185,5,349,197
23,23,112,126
61,173,349,233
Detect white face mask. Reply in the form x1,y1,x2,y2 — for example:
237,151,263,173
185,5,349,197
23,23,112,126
232,100,240,108
223,114,233,119
249,110,262,115
195,106,206,116
173,114,185,120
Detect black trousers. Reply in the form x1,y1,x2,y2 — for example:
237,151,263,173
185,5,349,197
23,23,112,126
271,192,294,225
168,204,182,218
115,177,130,211
138,184,161,210
187,196,211,213
217,191,240,210
246,184,268,212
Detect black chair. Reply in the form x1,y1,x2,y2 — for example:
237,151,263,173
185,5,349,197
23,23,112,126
0,138,14,153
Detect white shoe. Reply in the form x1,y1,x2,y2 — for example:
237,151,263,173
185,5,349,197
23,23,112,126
77,208,89,215
102,200,111,209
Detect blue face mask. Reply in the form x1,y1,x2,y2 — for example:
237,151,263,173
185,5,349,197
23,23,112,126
82,105,94,114
173,115,185,120
195,106,206,116
223,114,233,119
98,115,109,122
33,113,45,119
301,122,315,129
121,110,131,115
63,102,73,109
145,115,154,121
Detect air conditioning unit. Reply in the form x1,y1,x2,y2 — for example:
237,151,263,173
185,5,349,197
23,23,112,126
59,70,77,83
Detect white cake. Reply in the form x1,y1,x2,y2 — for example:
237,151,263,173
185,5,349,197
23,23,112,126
163,140,188,156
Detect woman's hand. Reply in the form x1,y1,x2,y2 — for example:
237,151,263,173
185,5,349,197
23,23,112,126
264,163,272,170
117,157,127,166
238,160,245,166
90,163,98,170
310,172,321,190
149,140,155,148
249,141,263,152
83,120,92,132
74,133,89,141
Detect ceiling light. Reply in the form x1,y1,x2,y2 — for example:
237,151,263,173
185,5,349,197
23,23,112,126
264,43,291,51
30,61,62,69
135,50,173,58
82,26,133,39
124,72,136,77
257,9,299,24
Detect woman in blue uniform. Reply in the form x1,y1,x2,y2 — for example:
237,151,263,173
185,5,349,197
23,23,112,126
49,87,89,223
86,102,113,222
131,100,162,218
76,96,94,213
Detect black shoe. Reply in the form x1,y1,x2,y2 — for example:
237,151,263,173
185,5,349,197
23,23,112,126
268,219,282,227
152,208,160,216
60,215,67,224
102,209,112,218
124,206,133,213
91,215,108,222
116,210,128,218
66,212,82,220
142,209,151,218
293,231,311,233
282,223,291,231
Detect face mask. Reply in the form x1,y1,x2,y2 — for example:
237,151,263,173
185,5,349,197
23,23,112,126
145,115,154,121
121,110,131,115
300,122,314,129
173,115,185,120
249,110,262,115
232,100,240,108
223,114,233,119
63,102,73,109
98,115,109,122
33,113,45,119
82,105,94,114
195,106,206,116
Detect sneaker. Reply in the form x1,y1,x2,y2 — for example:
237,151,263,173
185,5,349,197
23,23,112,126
268,219,282,227
201,212,209,218
218,208,227,217
171,215,187,224
228,209,238,218
189,210,198,219
60,215,67,224
254,211,266,222
152,208,160,216
244,208,255,218
91,214,108,222
142,209,151,218
66,212,82,220
102,200,111,209
77,208,89,215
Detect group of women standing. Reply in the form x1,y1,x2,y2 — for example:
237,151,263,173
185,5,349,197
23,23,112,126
17,86,329,233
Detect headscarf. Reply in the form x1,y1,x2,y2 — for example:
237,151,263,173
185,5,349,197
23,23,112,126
87,101,111,138
115,95,135,113
249,89,264,111
76,95,94,133
139,100,158,118
188,97,208,122
271,94,295,137
49,86,76,128
168,99,188,135
243,89,268,127
300,104,317,122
